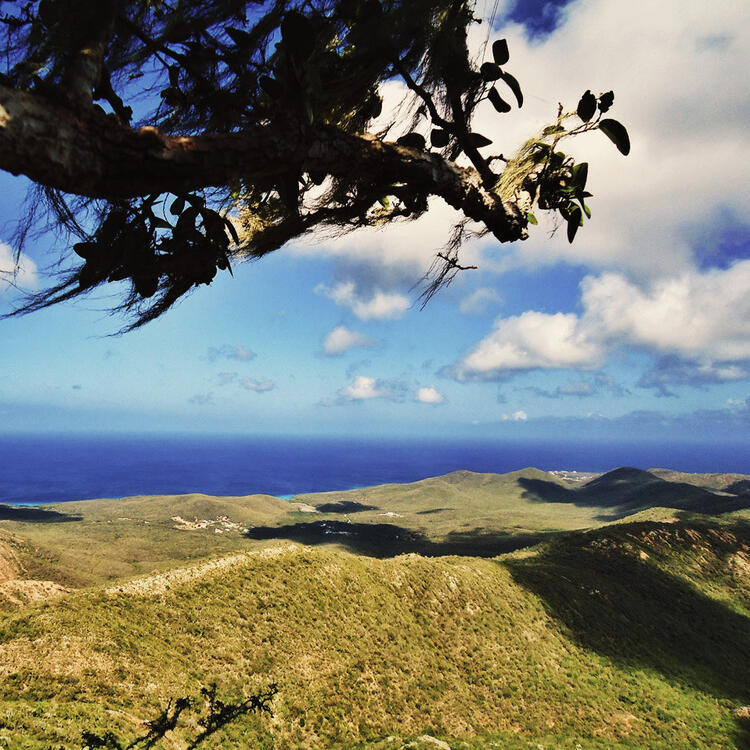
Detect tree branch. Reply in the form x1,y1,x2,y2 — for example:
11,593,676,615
0,84,531,243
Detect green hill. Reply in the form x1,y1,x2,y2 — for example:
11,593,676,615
0,468,748,748
0,519,748,749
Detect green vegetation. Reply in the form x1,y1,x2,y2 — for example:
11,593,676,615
0,468,748,748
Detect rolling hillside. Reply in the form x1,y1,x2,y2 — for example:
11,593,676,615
0,467,748,748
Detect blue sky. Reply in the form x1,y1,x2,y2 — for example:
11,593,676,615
1,0,749,443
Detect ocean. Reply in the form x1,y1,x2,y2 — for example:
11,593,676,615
1,433,748,505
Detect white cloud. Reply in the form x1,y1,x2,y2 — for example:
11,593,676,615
416,386,445,404
0,243,37,293
454,311,603,380
502,410,528,421
317,281,410,320
453,262,750,381
239,377,274,392
322,325,374,355
459,287,502,315
581,264,750,361
339,375,388,400
465,2,750,280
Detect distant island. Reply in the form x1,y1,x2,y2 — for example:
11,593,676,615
0,467,748,748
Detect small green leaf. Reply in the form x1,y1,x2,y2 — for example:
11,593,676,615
430,129,450,148
599,118,630,155
480,62,502,82
492,39,509,65
542,125,565,136
498,70,523,108
488,87,511,113
527,212,538,225
378,196,390,208
570,162,588,191
467,132,492,148
576,90,597,122
566,205,583,242
580,200,592,219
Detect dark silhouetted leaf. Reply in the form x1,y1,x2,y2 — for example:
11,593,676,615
599,118,630,155
309,170,326,185
598,90,614,113
492,39,509,65
225,26,253,48
430,129,450,148
363,95,382,120
467,132,492,148
150,217,172,230
223,216,239,245
73,242,97,259
396,133,426,151
480,62,501,81
108,266,129,282
498,70,523,107
134,273,159,298
281,11,315,61
259,75,282,99
577,90,596,122
170,197,185,216
488,87,511,113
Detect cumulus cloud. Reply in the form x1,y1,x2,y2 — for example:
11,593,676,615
502,410,528,421
322,325,375,356
317,281,410,321
335,375,408,402
339,375,389,401
581,266,750,361
452,263,750,382
416,386,445,404
452,311,603,380
239,377,274,393
206,345,256,362
459,287,502,315
0,243,37,293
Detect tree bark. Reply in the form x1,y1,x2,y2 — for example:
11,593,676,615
0,84,531,243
